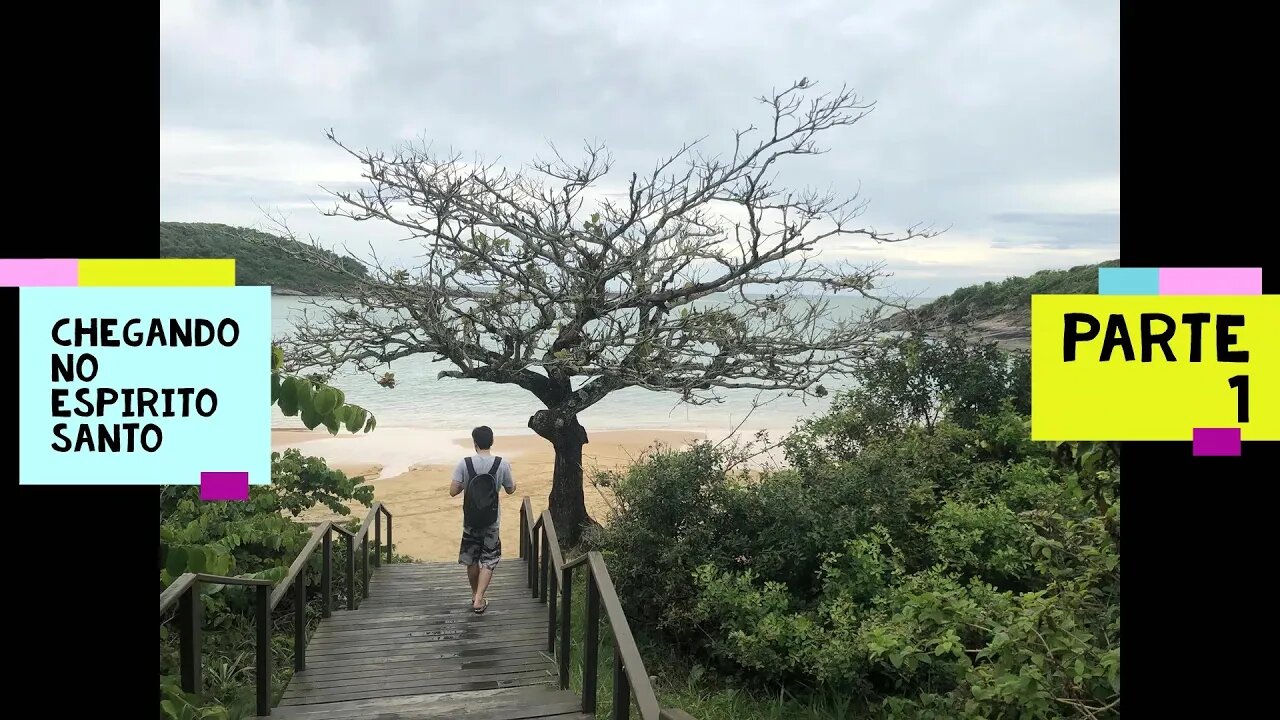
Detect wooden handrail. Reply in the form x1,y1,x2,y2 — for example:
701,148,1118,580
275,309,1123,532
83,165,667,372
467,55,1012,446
584,551,661,718
268,523,328,611
541,510,565,574
350,502,383,546
161,573,272,615
160,504,395,716
519,498,695,720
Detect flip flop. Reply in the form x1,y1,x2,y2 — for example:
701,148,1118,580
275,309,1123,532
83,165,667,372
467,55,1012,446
473,598,489,615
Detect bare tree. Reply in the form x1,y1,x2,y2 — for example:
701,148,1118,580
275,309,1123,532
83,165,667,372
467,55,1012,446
265,79,940,545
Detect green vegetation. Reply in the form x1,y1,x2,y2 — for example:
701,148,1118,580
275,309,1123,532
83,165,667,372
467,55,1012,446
159,350,391,719
161,289,1119,719
269,345,376,435
159,454,379,718
905,260,1118,325
159,222,368,294
580,330,1119,719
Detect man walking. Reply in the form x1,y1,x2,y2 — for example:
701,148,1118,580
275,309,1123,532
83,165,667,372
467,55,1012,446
449,426,515,613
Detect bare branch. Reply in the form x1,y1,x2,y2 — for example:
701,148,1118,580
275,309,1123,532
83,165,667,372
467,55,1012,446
250,79,943,418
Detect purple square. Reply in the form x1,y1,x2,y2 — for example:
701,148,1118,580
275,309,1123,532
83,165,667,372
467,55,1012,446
201,471,250,501
1192,428,1241,457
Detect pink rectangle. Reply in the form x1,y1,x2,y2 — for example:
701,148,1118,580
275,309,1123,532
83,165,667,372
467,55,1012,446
1192,427,1242,456
0,259,78,287
1159,267,1262,295
201,471,249,501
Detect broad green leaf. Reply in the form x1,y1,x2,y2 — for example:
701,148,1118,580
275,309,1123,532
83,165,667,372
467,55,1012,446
186,546,206,573
206,548,231,576
345,408,366,434
322,411,341,435
295,378,314,408
278,377,299,416
313,387,338,415
300,408,323,431
165,547,188,577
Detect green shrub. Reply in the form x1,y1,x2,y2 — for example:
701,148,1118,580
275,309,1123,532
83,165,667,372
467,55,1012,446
159,449,383,718
158,352,388,718
784,331,1030,471
592,335,1119,719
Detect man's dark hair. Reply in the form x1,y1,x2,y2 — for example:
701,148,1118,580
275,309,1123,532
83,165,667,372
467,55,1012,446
471,426,494,450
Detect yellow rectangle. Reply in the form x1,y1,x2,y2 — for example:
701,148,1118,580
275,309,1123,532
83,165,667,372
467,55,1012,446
78,259,235,287
1031,294,1279,441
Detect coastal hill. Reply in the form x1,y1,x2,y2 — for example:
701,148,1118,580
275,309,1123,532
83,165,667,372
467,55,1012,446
159,222,369,295
887,259,1119,348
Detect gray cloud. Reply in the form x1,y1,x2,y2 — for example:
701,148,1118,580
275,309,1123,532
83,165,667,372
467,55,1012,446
989,211,1120,250
160,0,1118,297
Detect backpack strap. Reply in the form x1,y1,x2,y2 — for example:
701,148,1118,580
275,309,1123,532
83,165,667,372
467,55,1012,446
491,457,502,475
464,457,477,480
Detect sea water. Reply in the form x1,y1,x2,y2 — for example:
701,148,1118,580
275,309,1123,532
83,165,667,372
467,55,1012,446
270,294,929,449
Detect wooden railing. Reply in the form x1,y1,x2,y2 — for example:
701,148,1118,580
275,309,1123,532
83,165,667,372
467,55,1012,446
159,502,394,716
519,497,697,720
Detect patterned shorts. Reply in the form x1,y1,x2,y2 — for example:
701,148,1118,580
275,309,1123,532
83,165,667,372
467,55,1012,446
458,524,502,569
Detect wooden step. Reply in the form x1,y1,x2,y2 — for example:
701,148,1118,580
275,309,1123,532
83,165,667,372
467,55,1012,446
270,685,584,719
275,562,571,717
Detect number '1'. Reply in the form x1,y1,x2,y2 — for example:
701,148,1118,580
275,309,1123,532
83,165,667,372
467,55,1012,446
1229,375,1250,423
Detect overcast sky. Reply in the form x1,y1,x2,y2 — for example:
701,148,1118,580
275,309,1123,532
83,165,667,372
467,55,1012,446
159,0,1118,297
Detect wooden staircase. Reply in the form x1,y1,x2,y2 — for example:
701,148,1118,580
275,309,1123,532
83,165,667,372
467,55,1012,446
272,562,583,719
160,500,695,719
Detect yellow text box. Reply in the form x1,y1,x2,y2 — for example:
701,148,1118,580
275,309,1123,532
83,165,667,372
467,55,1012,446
78,259,235,287
1031,294,1279,441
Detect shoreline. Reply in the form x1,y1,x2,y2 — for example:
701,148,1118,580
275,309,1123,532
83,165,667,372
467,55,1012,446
272,426,708,562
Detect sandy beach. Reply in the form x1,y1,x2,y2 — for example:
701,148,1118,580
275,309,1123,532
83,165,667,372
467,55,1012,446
271,426,705,562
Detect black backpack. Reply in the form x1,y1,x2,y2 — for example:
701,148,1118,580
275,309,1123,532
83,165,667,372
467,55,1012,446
462,456,502,528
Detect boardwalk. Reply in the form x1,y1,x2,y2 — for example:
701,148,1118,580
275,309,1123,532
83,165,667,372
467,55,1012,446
272,562,585,720
160,501,696,718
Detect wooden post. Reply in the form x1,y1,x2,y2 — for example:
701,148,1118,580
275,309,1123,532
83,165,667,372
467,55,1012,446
373,511,382,568
361,533,370,599
547,567,558,653
519,511,527,560
385,511,393,564
177,587,202,696
345,534,356,611
529,527,540,598
320,530,332,619
540,532,550,603
612,643,631,720
293,572,307,672
255,584,271,716
583,572,601,713
559,567,572,690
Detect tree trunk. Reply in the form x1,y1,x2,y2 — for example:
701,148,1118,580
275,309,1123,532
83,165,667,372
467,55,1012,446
528,409,593,547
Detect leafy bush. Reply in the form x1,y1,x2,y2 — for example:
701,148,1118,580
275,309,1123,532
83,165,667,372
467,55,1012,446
590,337,1119,719
159,351,388,718
783,331,1030,469
159,449,379,717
